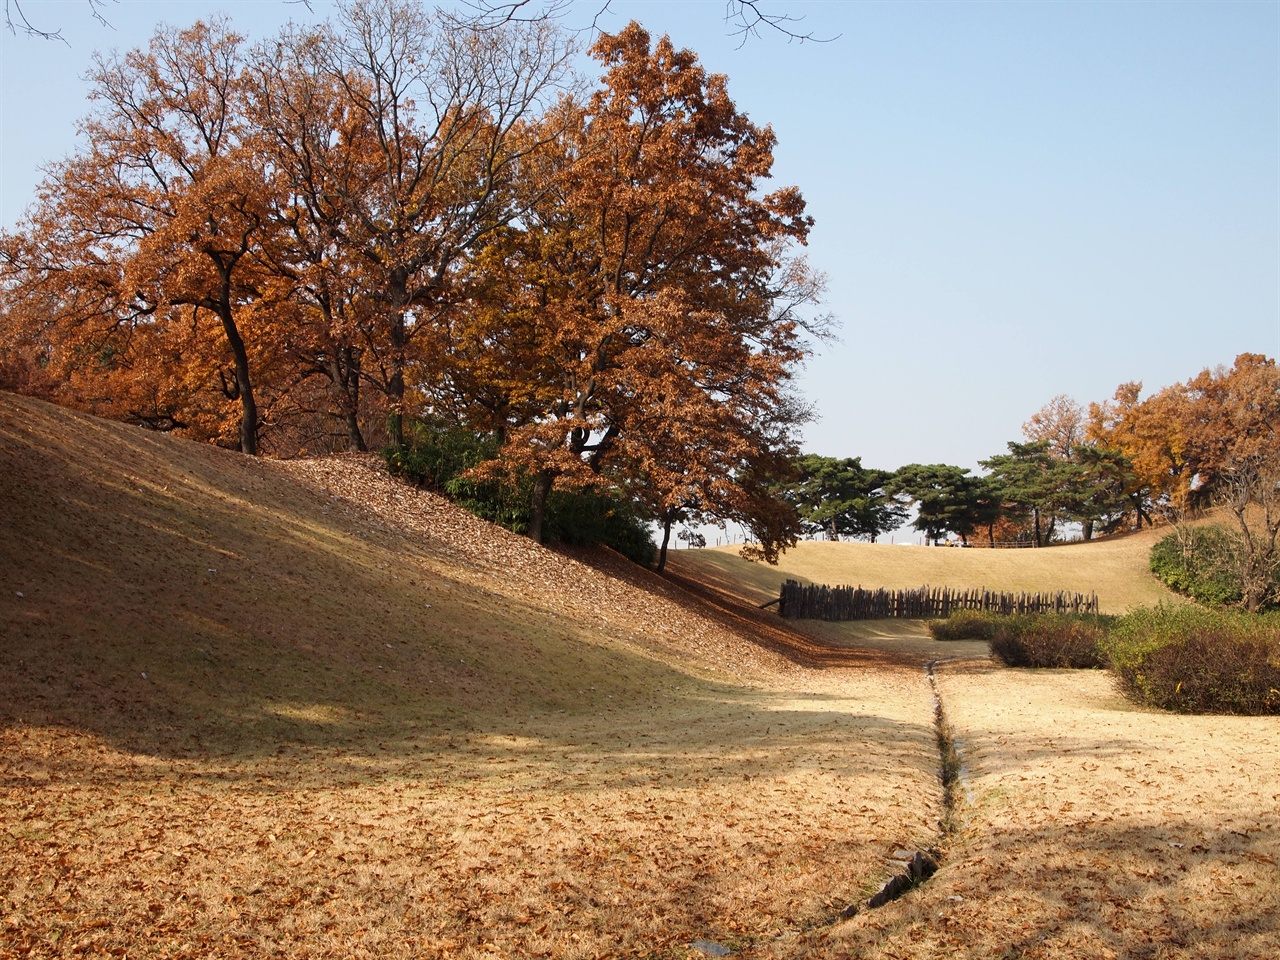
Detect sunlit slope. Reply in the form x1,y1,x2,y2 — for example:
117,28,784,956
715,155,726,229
669,531,1178,615
0,392,778,757
0,393,950,957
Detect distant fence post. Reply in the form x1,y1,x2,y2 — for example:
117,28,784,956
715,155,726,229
776,581,1098,622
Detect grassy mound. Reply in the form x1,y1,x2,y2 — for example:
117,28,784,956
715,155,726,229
0,392,944,958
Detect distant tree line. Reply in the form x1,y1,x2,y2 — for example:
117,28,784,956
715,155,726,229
788,353,1278,610
788,353,1278,548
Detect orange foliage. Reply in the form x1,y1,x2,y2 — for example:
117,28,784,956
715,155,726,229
473,23,827,547
1088,353,1280,514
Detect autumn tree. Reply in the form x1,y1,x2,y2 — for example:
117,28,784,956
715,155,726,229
1022,393,1086,461
1088,354,1280,523
1191,355,1280,611
1086,381,1188,524
298,0,572,448
481,23,826,547
1,19,278,453
244,22,389,452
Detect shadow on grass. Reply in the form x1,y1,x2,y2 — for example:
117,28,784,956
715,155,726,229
825,819,1280,959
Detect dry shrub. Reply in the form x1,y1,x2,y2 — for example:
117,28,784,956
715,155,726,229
1104,606,1280,714
987,614,1109,669
927,609,1001,641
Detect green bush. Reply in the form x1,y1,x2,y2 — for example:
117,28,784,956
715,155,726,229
987,613,1110,669
385,421,654,566
1103,606,1280,714
544,488,655,567
445,474,531,534
928,609,1001,641
1149,526,1244,607
384,420,497,491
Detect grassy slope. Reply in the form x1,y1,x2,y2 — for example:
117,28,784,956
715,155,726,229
670,531,1178,615
5,393,1275,959
0,394,941,959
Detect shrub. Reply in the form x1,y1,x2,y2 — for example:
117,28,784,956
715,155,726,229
986,613,1110,669
928,609,1001,641
1149,526,1245,607
385,421,655,566
384,420,497,491
543,488,655,567
1103,606,1280,714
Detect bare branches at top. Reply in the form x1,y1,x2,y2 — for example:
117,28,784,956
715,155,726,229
3,0,113,42
458,0,838,43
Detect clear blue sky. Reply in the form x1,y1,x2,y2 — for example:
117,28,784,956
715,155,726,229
3,0,1277,477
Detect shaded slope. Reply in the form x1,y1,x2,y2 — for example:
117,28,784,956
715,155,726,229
0,392,945,959
0,392,794,759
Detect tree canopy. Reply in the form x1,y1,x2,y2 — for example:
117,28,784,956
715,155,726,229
0,5,826,560
785,454,906,542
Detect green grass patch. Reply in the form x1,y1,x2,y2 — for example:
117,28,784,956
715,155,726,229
927,609,1001,641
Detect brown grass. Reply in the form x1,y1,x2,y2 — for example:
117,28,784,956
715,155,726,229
0,394,939,958
672,533,1178,615
3,392,1277,959
796,663,1280,960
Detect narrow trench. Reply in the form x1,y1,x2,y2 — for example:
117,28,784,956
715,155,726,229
691,660,968,957
836,658,963,920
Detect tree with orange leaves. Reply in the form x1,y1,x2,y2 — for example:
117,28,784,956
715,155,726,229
1,19,277,453
1089,354,1280,516
481,23,829,548
290,0,573,448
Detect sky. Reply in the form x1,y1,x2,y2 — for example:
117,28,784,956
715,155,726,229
2,0,1278,481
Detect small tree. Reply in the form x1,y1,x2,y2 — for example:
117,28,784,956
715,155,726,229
1216,454,1280,613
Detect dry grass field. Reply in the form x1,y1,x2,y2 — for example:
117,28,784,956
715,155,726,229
669,533,1178,615
3,391,1277,959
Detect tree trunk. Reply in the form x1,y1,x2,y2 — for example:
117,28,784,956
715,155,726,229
387,270,409,449
1082,519,1094,541
528,470,555,544
217,306,258,456
326,347,367,452
657,517,673,573
342,347,366,452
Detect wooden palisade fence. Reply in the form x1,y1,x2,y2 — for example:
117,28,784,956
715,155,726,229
777,580,1099,621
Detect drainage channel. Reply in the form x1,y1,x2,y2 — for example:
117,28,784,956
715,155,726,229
689,659,969,957
834,658,962,920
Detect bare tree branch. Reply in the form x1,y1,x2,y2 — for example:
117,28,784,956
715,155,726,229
457,0,837,43
724,0,838,45
4,0,113,43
